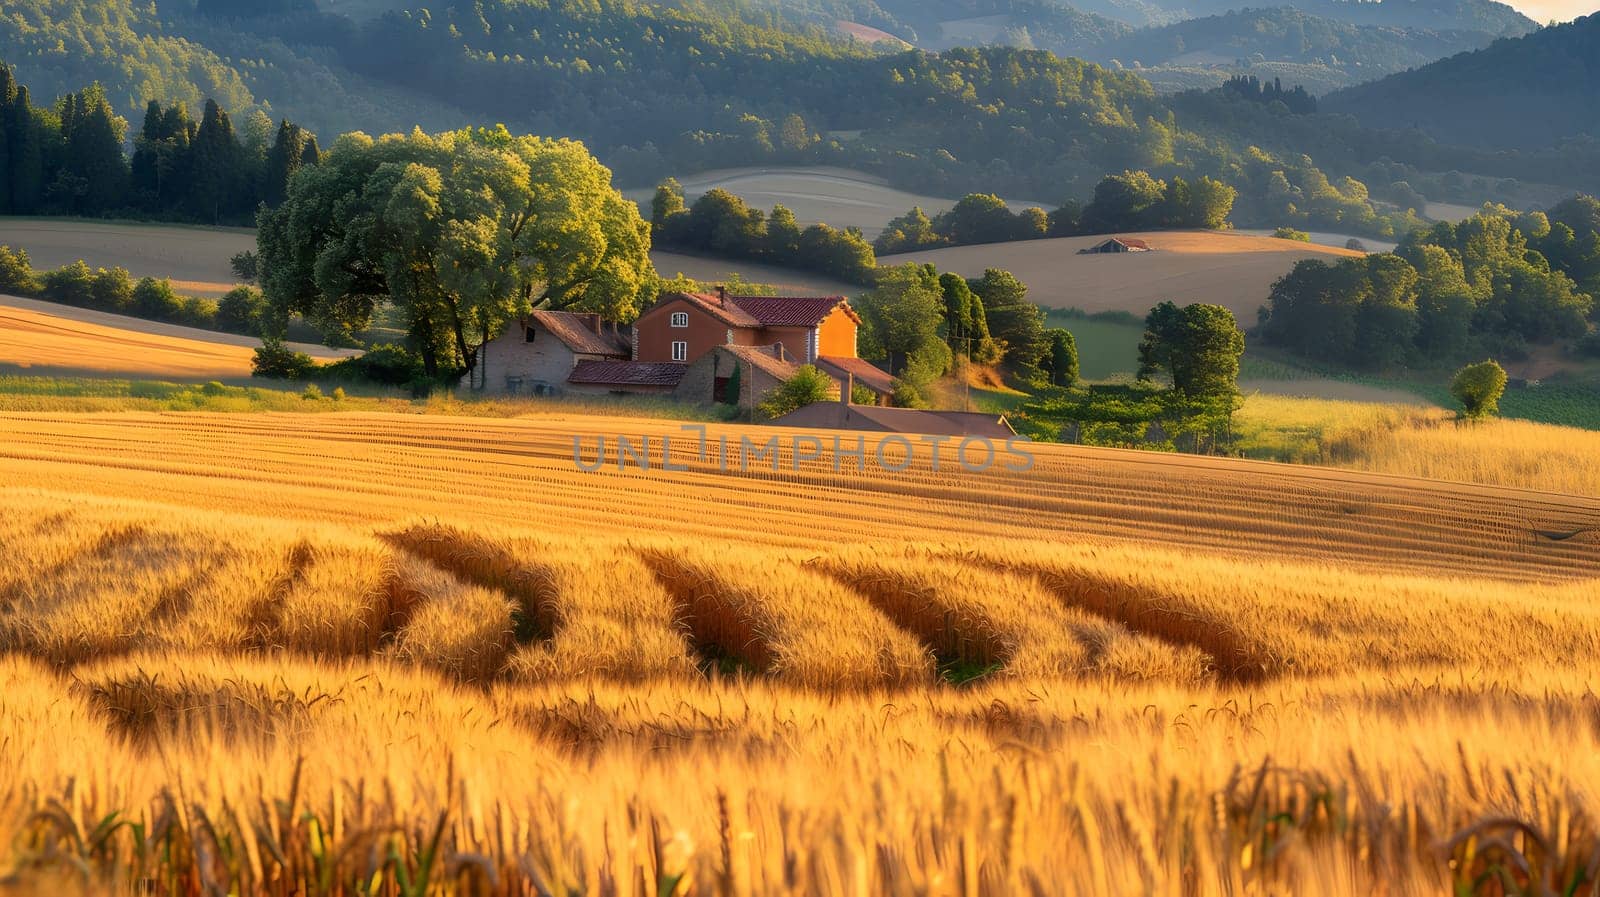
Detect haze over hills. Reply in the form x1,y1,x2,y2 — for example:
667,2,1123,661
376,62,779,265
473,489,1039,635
1087,6,1509,92
1322,12,1600,150
772,0,1530,91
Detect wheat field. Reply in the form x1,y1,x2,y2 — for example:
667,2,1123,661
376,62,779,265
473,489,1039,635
2,408,1599,895
0,294,355,379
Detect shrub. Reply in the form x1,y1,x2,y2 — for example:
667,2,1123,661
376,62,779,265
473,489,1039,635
217,286,268,335
0,245,38,295
331,387,346,401
178,296,219,328
1450,360,1508,420
890,378,928,409
252,337,317,380
1272,227,1311,242
229,250,259,283
132,278,185,320
757,365,834,419
318,344,426,386
302,384,324,400
41,261,95,307
89,267,135,312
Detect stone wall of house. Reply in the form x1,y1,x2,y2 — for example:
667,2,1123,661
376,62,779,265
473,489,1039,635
675,348,788,411
482,320,608,395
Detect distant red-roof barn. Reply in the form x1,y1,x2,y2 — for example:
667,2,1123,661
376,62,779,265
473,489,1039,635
1079,237,1152,254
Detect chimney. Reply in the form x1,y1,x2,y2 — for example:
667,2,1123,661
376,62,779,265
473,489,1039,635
841,372,853,406
579,312,602,335
774,342,786,362
716,285,727,305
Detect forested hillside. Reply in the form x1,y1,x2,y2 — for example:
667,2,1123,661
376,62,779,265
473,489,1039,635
1322,13,1600,151
1176,0,1533,35
0,0,1589,240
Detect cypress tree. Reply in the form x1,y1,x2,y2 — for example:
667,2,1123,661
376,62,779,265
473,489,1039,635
188,99,243,223
263,120,305,208
131,101,165,209
56,85,129,216
0,65,15,214
8,85,46,214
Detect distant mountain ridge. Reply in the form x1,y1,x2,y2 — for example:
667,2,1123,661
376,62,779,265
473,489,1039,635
769,0,1531,92
1321,12,1600,150
1089,6,1508,92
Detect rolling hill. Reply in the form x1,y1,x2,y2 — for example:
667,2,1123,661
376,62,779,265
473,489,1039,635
0,294,354,379
1322,12,1600,149
881,229,1364,318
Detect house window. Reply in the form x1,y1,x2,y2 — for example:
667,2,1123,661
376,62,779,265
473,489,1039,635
671,340,688,362
670,312,689,328
726,328,734,344
524,326,536,343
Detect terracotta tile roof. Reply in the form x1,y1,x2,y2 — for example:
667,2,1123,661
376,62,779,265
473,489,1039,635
671,292,761,328
727,295,855,327
815,355,894,395
528,310,628,357
770,403,1016,438
567,360,686,388
721,344,802,381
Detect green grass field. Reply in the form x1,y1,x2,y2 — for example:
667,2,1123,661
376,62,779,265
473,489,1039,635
1045,309,1144,380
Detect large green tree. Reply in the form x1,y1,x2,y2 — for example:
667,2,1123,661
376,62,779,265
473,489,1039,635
969,268,1045,374
1138,301,1245,400
258,127,655,382
855,263,951,402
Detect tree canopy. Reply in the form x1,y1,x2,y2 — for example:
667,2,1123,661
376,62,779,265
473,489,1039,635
257,127,655,381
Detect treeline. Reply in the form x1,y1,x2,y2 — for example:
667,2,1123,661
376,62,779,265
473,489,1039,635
853,263,1058,406
1259,200,1600,368
0,245,269,336
1219,75,1316,115
875,172,1235,254
651,182,877,284
0,62,318,224
1173,84,1600,211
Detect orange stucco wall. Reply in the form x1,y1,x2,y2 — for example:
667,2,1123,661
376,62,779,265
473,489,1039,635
817,306,858,359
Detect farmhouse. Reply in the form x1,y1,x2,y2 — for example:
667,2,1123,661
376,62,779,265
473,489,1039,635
633,288,859,366
481,290,895,403
1079,237,1152,254
480,310,630,395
